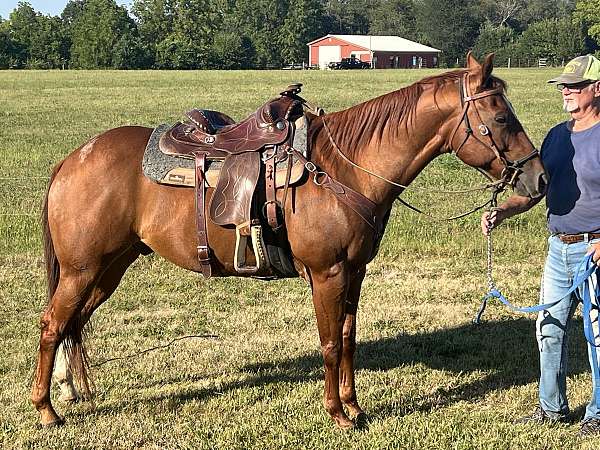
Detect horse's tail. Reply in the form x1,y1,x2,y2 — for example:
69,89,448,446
42,160,93,399
42,161,62,304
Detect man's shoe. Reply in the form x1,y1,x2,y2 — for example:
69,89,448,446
579,418,600,437
514,405,567,424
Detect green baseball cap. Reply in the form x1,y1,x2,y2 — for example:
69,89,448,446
547,54,600,84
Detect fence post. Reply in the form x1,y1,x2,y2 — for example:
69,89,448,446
508,57,511,69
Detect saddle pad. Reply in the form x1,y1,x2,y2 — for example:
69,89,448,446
142,119,308,188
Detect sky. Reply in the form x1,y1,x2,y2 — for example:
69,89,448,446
0,1,132,20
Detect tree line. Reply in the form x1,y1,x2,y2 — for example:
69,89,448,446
0,0,599,70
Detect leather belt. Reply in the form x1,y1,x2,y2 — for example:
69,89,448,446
557,233,600,244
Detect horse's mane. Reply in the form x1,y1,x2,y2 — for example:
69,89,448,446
318,69,507,161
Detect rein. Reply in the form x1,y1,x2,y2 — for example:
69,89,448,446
322,117,504,220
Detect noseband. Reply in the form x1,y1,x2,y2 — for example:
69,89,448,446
448,73,539,189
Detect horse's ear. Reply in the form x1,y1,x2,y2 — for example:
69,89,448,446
466,51,480,70
481,53,495,84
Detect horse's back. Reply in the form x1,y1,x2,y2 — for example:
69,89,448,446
67,125,152,166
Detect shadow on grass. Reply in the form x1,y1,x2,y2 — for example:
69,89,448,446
86,317,591,419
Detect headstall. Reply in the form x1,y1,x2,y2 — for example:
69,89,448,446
449,72,539,192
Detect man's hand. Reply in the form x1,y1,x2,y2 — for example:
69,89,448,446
587,242,600,266
480,194,543,236
481,209,502,236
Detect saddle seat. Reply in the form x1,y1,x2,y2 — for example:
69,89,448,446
160,84,305,158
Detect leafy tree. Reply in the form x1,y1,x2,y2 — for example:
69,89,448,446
210,30,254,69
472,22,518,66
7,2,38,67
131,0,174,67
416,0,481,67
514,0,576,29
61,0,85,26
368,0,418,38
28,15,69,68
573,0,600,47
0,20,13,68
152,0,223,69
6,2,68,68
516,17,584,64
323,0,370,34
113,30,152,68
226,0,288,68
70,0,136,68
278,0,324,64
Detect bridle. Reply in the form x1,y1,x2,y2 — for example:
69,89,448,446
448,72,539,191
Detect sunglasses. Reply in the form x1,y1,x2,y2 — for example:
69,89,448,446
556,81,595,93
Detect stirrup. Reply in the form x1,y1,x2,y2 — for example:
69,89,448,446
234,223,269,274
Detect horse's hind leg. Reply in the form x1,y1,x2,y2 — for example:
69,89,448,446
31,266,99,426
53,344,78,403
53,247,140,404
340,267,366,419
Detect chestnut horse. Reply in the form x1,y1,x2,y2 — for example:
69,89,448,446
32,54,547,428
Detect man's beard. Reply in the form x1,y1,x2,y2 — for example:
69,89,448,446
563,98,579,112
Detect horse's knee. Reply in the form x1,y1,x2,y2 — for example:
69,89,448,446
321,341,341,367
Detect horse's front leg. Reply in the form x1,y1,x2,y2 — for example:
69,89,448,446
311,264,354,429
339,267,366,419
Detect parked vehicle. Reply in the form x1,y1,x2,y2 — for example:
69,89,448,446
328,57,371,70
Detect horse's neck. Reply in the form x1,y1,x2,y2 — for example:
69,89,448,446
317,88,451,208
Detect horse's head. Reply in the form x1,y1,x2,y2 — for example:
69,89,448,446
445,52,547,199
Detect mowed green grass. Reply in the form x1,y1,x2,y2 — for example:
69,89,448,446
0,68,595,449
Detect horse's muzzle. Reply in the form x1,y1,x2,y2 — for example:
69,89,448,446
514,170,548,199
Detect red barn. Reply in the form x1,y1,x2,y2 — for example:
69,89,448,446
307,35,441,69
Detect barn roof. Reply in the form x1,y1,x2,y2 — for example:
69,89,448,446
307,35,441,53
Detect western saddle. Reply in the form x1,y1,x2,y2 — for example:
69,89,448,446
158,83,313,278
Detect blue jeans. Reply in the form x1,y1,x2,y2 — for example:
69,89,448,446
537,235,600,421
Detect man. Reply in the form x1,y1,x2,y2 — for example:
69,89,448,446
481,54,600,437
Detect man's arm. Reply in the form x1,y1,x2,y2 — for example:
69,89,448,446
481,194,544,236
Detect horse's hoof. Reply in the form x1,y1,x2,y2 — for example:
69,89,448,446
336,416,356,430
354,412,369,430
41,417,65,428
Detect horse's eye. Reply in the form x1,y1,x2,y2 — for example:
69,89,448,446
495,115,507,124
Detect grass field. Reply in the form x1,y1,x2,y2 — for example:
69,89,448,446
0,67,596,449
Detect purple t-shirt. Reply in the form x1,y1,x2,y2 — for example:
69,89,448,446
542,120,600,234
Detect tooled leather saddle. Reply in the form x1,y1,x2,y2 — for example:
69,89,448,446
158,83,313,278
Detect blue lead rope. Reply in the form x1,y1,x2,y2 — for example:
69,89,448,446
476,253,600,407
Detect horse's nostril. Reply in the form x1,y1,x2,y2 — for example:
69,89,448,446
538,172,548,194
